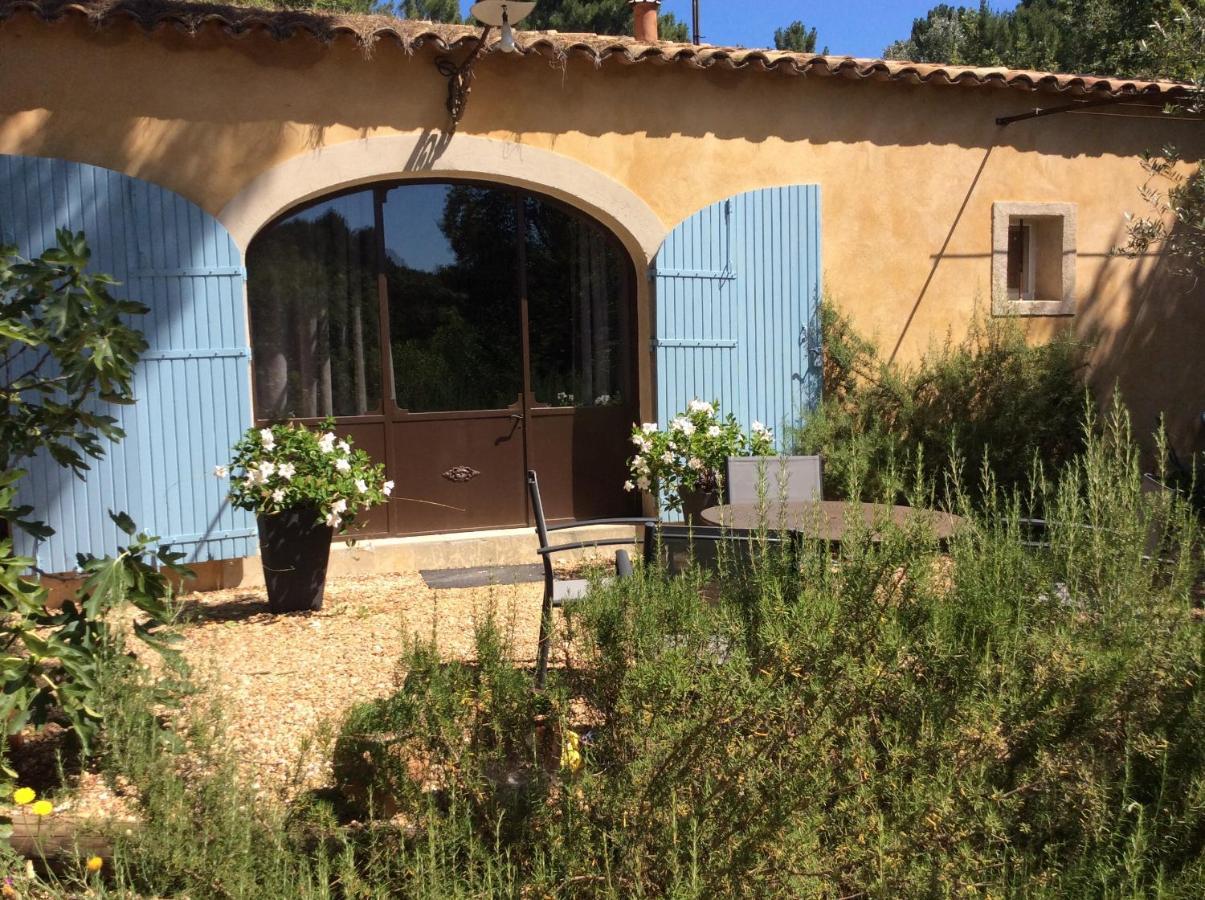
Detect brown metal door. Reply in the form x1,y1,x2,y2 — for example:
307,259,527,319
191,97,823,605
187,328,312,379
379,183,529,533
520,194,640,523
388,407,527,533
525,404,640,523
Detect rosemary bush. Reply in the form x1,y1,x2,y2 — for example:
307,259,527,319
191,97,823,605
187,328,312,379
316,403,1202,897
60,405,1203,898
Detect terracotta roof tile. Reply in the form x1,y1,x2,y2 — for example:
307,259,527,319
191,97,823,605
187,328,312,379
0,0,1193,101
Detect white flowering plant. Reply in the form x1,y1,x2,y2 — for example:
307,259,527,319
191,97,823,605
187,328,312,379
220,419,392,532
625,399,774,509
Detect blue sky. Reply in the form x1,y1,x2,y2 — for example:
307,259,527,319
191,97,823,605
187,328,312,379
658,1,944,57
459,2,1011,59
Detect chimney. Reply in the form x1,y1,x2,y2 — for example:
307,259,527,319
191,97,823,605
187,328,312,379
629,0,661,43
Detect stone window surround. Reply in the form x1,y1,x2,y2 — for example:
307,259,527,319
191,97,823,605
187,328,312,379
991,201,1077,317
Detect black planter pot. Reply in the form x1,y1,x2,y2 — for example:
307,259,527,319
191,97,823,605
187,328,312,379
257,504,334,613
678,488,720,525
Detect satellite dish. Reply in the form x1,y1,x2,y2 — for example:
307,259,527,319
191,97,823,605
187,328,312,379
469,1,536,27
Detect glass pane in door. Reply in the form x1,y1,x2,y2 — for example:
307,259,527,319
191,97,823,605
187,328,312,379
246,189,381,419
383,184,523,412
523,195,637,522
524,195,631,409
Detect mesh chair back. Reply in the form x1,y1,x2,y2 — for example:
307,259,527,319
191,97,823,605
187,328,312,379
642,524,794,576
725,456,823,504
643,525,724,575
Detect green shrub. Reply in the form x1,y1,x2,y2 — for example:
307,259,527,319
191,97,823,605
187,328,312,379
44,405,1202,899
332,624,554,826
791,303,1090,506
320,404,1204,897
1161,426,1205,516
234,404,1196,897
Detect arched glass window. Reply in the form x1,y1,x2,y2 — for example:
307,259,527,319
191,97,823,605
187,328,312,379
382,183,523,413
247,182,631,420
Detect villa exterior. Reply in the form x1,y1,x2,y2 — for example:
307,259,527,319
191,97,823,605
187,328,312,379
1,0,1202,576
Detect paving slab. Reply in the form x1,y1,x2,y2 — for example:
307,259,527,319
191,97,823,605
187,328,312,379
420,564,545,590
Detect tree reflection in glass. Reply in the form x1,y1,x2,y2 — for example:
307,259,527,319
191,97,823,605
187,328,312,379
248,182,631,420
383,184,523,413
247,191,381,419
524,195,630,408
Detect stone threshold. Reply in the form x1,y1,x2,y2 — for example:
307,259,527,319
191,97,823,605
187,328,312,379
39,523,640,602
185,523,639,594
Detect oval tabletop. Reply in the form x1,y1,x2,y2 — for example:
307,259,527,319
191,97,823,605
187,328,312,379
700,500,964,542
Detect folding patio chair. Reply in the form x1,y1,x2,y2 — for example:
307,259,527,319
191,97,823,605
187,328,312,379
528,470,655,687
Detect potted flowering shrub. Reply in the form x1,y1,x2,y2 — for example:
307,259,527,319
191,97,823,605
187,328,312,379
218,420,392,613
625,399,774,521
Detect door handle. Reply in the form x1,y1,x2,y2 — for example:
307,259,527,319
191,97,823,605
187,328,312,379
496,412,523,446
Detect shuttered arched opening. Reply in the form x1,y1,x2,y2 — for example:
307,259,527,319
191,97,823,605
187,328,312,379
653,185,823,440
0,154,255,572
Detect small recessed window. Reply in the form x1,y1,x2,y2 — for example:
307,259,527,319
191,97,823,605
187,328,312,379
1006,219,1034,300
993,202,1077,317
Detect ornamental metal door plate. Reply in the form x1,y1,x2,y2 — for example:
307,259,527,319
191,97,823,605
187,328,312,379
442,465,481,483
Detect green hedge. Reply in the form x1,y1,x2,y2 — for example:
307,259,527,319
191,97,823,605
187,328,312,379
792,304,1089,506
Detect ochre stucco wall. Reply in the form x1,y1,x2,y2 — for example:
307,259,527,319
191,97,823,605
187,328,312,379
1,12,1202,454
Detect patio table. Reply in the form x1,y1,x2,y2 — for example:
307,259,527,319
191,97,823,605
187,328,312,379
700,500,964,543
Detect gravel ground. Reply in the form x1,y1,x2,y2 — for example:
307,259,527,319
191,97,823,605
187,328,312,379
174,571,551,799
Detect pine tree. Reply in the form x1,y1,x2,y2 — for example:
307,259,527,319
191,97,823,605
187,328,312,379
242,0,383,14
774,20,819,54
883,0,1175,77
400,0,462,22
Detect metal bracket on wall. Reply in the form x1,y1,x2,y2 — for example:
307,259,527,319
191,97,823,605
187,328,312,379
435,28,493,131
140,348,251,361
996,95,1164,127
653,268,737,281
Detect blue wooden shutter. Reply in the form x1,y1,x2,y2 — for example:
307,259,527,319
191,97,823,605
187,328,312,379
0,154,256,571
653,185,823,441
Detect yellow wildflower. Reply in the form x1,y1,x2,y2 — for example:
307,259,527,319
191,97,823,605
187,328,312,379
12,787,35,805
31,799,53,816
86,855,104,873
561,730,584,774
562,747,583,774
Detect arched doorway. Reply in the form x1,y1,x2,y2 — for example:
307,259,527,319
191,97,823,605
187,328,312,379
246,180,639,536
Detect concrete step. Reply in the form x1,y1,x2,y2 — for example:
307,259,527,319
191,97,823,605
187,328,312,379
183,524,641,592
